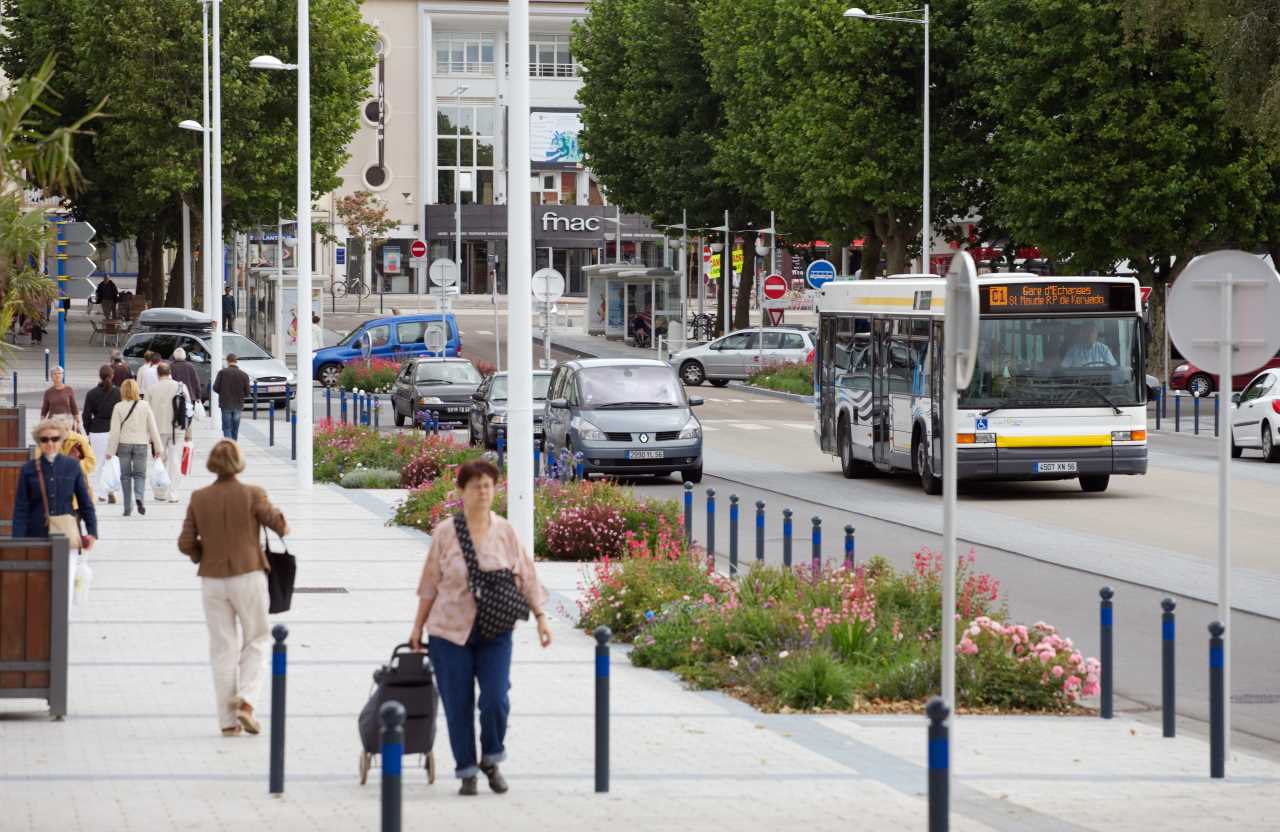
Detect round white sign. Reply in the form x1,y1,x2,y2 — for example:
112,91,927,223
945,251,980,387
424,328,448,353
428,258,459,287
1167,250,1280,376
531,267,566,303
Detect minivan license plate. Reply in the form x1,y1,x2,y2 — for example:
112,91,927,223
627,450,664,460
1035,462,1077,473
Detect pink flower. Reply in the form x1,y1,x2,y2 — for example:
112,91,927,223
1051,665,1064,678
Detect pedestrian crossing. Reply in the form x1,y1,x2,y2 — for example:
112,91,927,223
699,419,812,433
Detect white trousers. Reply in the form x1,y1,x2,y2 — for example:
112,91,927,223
87,432,117,498
157,435,184,500
201,571,271,728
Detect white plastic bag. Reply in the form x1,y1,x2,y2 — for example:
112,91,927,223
151,456,171,492
101,456,122,493
73,555,93,606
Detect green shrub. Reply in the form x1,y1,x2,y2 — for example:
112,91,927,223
339,468,402,489
747,361,814,396
338,358,401,393
770,650,856,710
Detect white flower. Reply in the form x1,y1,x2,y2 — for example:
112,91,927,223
729,656,739,669
778,650,790,659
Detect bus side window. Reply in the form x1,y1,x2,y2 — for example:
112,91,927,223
910,319,930,397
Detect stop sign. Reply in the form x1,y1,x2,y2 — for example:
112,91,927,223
762,273,787,301
410,240,427,258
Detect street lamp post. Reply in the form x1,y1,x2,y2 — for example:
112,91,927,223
508,0,535,556
250,0,313,491
845,5,930,272
449,85,470,313
210,0,224,425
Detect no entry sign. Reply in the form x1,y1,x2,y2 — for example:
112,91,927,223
762,273,787,301
410,239,428,259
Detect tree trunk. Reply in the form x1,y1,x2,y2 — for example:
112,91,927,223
135,229,168,310
163,227,185,308
859,224,883,279
733,229,756,331
873,212,913,275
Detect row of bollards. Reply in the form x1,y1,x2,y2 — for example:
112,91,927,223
1098,588,1227,778
1167,392,1222,436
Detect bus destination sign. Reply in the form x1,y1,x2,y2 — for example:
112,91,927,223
980,282,1135,314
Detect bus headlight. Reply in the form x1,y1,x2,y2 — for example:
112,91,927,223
1111,430,1146,442
957,433,995,445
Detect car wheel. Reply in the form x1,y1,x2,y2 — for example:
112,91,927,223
681,465,703,484
318,363,342,388
393,404,405,428
709,379,730,388
915,433,941,495
1079,475,1110,493
680,361,705,386
1187,374,1214,398
1263,425,1279,463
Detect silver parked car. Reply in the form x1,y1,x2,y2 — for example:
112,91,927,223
670,327,814,387
542,359,704,482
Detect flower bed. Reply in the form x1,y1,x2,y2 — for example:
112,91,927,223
314,422,480,484
747,361,814,396
576,546,1098,713
338,358,402,393
392,474,682,561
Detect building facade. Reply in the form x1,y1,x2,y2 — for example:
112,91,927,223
326,0,666,296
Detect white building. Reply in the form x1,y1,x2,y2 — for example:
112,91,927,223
326,0,666,297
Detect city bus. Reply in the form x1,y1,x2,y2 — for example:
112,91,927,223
814,273,1148,493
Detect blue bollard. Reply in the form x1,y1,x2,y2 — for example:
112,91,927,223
340,389,348,424
728,495,739,578
811,516,822,576
380,701,405,829
782,508,793,570
269,401,276,446
1175,394,1181,432
1194,394,1200,435
706,488,716,572
1209,621,1225,779
1155,387,1161,431
373,395,381,430
10,371,15,407
1161,383,1168,420
534,444,542,479
1100,586,1114,719
1162,598,1176,738
844,524,856,571
927,697,950,832
683,483,693,546
575,451,585,481
253,381,260,419
755,500,765,563
326,386,332,422
44,349,49,381
291,414,297,461
497,430,506,469
1213,395,1219,438
270,624,288,794
595,626,611,794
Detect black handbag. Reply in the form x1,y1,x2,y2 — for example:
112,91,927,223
454,512,529,641
264,528,296,614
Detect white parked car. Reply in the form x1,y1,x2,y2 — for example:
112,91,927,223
670,327,814,387
1230,368,1280,462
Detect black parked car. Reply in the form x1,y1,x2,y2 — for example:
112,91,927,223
468,371,552,449
389,358,483,429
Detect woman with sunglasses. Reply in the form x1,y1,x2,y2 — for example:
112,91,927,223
12,418,98,548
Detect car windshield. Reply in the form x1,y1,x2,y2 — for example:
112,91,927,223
490,375,551,400
578,365,685,408
221,334,272,360
414,362,481,385
960,316,1144,409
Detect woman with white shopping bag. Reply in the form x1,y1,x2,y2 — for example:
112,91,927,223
83,365,122,503
106,379,163,517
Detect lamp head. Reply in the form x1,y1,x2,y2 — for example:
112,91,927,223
844,8,869,17
177,119,206,133
250,54,293,71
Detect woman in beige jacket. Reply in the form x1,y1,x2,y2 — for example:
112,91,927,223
178,440,288,736
105,378,162,516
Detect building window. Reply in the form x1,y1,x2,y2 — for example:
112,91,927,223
436,32,495,75
529,34,576,78
437,105,496,205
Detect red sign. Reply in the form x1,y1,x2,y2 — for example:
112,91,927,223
702,245,712,264
766,308,785,326
1140,286,1152,304
410,240,428,258
762,273,787,300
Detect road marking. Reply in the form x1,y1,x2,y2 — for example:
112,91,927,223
728,422,768,431
782,422,812,430
475,329,493,335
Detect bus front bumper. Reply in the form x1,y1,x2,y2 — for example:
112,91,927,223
956,445,1148,480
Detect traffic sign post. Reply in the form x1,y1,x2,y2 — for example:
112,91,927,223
805,259,837,290
766,307,785,326
410,240,427,259
762,274,787,327
532,267,565,370
1167,250,1280,769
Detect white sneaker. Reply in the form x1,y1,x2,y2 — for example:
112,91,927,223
168,496,181,503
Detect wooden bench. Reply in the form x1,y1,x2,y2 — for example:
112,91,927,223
0,535,71,717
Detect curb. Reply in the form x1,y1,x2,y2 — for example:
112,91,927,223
531,334,599,360
729,381,815,404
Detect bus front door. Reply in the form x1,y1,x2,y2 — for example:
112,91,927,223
872,318,892,466
819,316,837,453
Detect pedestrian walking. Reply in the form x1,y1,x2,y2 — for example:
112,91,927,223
110,349,132,387
170,347,204,403
41,366,82,432
212,354,251,440
83,365,122,504
147,364,191,503
177,439,289,737
12,417,98,549
137,351,161,399
105,379,163,517
97,276,120,319
409,458,552,796
222,287,236,332
50,415,97,505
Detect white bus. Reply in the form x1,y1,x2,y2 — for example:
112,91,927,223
815,273,1148,493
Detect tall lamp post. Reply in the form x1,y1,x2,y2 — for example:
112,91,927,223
845,6,930,272
209,0,224,425
250,0,313,491
448,84,470,310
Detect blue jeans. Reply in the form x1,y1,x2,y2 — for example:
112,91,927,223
428,630,512,778
221,408,242,439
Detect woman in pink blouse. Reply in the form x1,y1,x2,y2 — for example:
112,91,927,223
410,458,552,796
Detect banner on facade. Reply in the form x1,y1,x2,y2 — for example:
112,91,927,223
530,110,583,165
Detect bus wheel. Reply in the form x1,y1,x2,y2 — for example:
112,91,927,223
1079,475,1110,493
915,434,942,495
839,419,872,479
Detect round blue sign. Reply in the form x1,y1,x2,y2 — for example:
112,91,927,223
805,259,837,290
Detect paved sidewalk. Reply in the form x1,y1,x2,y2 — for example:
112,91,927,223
1,346,1278,830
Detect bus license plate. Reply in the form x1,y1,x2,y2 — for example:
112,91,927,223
627,450,664,460
1035,462,1077,473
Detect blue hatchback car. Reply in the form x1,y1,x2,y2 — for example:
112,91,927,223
312,313,461,387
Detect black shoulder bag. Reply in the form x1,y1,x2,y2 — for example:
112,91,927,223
263,528,297,614
454,512,529,641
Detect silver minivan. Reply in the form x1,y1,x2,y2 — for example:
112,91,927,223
670,327,814,386
542,359,704,482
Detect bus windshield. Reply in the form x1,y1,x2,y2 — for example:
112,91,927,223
959,316,1143,410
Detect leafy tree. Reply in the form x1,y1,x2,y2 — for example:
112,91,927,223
335,189,395,307
0,0,377,306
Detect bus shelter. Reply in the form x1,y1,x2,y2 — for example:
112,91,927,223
245,266,323,359
583,264,680,344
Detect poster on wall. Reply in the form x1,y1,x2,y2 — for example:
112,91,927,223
530,110,583,165
606,280,625,337
282,287,324,356
383,245,402,275
588,276,607,332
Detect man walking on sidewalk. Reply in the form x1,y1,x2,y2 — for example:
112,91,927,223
170,347,203,403
110,350,132,387
212,354,250,440
147,364,190,503
222,287,236,332
137,351,161,399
